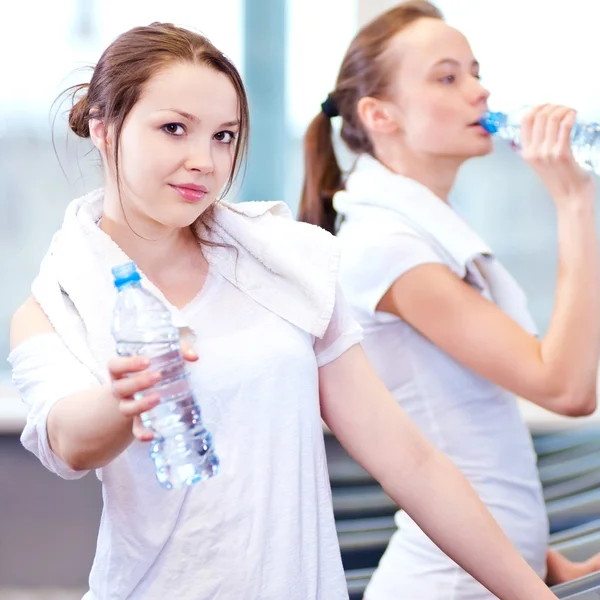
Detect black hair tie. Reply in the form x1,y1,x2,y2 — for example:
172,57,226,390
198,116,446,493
321,93,339,119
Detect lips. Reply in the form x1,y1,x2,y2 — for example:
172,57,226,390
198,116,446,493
169,184,208,203
470,111,489,127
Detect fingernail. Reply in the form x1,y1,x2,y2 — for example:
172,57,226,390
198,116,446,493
149,371,162,382
140,358,151,367
148,393,161,405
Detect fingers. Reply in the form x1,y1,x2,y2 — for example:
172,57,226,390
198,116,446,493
543,106,571,155
520,104,593,201
519,105,541,149
556,109,576,157
181,341,199,362
110,344,198,379
521,104,577,165
112,368,161,399
133,416,155,442
109,362,162,420
108,342,199,442
108,356,150,381
119,391,161,418
530,104,552,150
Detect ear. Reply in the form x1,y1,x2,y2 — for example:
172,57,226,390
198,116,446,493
89,115,110,154
357,96,399,135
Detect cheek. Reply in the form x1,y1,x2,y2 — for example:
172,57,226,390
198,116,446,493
429,101,460,124
214,145,236,183
121,131,178,183
405,100,463,149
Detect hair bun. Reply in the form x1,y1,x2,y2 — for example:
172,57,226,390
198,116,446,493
68,87,91,138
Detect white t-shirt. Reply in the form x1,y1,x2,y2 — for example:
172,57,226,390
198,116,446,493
9,267,363,600
335,157,549,599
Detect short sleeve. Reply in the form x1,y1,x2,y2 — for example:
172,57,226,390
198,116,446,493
338,232,446,321
8,333,100,479
314,286,363,368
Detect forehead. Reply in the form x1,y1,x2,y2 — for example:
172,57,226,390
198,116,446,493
386,18,475,76
135,61,239,119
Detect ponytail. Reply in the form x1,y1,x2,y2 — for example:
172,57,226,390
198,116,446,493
298,2,444,234
298,111,343,234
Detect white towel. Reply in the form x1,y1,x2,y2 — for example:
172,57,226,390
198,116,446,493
334,154,538,335
31,188,341,384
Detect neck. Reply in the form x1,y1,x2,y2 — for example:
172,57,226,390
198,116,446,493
373,142,463,202
100,183,206,279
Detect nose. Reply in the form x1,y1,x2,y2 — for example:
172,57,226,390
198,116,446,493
471,77,490,105
184,139,215,174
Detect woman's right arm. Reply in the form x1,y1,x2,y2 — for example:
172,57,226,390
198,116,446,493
10,297,191,471
378,105,599,417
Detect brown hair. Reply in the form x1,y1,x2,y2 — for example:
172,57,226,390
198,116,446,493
298,1,443,233
64,22,249,203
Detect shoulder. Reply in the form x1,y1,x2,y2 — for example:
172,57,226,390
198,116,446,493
10,296,55,351
339,219,442,265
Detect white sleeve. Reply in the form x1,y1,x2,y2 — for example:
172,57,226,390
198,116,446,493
338,232,446,321
8,333,100,480
314,286,364,368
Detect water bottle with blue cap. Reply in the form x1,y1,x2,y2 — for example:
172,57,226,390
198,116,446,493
480,109,600,175
111,261,219,489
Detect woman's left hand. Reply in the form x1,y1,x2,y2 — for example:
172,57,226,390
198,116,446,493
520,104,595,207
546,548,600,586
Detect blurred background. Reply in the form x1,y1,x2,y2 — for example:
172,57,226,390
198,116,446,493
3,0,600,597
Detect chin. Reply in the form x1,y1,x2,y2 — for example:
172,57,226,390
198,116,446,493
465,139,494,158
164,201,217,230
472,147,493,158
170,213,208,230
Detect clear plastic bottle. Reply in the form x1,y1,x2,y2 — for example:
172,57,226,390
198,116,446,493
480,110,600,174
111,261,219,489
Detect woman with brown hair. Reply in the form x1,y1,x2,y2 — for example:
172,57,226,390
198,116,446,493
10,20,562,600
299,2,600,598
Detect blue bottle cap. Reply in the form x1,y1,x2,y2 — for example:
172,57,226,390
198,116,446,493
479,111,503,134
112,262,141,289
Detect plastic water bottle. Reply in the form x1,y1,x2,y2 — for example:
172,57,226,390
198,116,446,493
481,110,600,175
110,262,219,489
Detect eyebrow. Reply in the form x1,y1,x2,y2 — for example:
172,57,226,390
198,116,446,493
432,58,480,70
158,109,239,128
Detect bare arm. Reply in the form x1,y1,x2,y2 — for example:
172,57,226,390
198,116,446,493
378,105,599,416
320,345,557,600
44,385,140,471
10,297,195,471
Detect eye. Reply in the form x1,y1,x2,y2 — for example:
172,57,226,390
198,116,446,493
161,123,186,136
439,75,456,84
214,130,237,144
